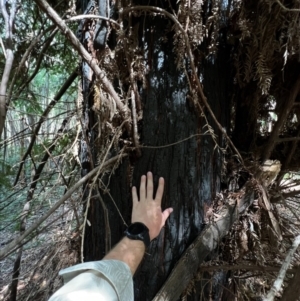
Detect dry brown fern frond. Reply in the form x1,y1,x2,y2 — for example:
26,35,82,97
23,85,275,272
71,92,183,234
255,53,272,95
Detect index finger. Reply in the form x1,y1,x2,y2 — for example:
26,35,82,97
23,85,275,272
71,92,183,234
155,177,165,203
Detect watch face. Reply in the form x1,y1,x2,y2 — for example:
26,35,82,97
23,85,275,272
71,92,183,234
125,222,150,247
129,222,145,235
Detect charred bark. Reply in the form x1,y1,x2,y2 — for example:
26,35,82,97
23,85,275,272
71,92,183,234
83,2,233,300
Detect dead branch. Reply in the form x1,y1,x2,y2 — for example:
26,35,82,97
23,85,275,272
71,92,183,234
0,153,127,260
152,183,254,301
275,0,300,12
199,263,297,273
65,14,119,27
280,264,300,301
15,27,59,97
276,136,300,142
263,235,300,301
80,121,127,261
14,68,78,186
271,189,300,203
9,247,22,301
6,25,56,109
33,0,132,134
258,184,282,240
9,118,70,301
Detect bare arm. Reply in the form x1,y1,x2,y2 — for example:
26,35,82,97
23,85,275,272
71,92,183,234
104,172,173,275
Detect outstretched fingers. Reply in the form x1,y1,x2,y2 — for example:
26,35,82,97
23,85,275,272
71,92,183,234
146,171,154,199
132,186,138,204
139,175,146,201
161,208,173,226
155,177,165,204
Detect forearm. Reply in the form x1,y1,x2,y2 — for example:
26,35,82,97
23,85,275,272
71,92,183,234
103,237,145,275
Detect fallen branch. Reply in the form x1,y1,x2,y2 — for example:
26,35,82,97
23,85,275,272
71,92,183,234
281,264,300,301
152,183,254,301
263,235,300,301
200,263,297,273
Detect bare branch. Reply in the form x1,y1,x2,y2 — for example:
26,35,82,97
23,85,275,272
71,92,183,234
276,136,300,142
6,25,56,108
14,69,78,186
33,0,131,134
15,27,59,97
0,153,127,260
263,235,300,301
275,0,300,12
65,14,119,27
200,263,297,273
281,265,300,301
152,184,254,301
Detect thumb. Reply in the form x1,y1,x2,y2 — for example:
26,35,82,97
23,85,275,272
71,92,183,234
161,208,173,226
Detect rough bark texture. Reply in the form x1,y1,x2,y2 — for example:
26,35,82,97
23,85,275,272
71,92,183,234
153,186,254,301
83,2,233,300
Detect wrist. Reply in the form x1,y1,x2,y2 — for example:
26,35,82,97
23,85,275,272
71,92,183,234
122,237,145,251
104,237,145,275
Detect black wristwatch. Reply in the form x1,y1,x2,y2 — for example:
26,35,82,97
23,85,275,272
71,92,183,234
124,222,150,247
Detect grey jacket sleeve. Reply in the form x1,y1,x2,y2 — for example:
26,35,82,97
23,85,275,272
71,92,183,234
48,260,133,301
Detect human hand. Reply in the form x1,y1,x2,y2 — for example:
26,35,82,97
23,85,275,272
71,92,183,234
131,172,173,241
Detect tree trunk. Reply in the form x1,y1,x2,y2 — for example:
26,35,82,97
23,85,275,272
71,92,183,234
83,2,233,299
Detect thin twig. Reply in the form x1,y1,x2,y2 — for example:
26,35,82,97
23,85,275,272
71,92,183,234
275,0,300,12
13,69,78,186
34,0,132,134
276,136,300,142
0,153,127,260
99,179,128,227
200,263,297,273
141,133,210,149
65,14,120,27
80,121,127,261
